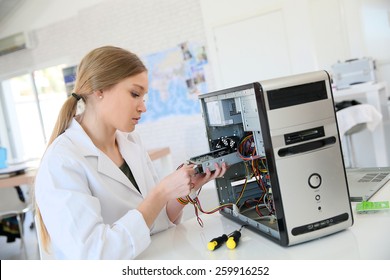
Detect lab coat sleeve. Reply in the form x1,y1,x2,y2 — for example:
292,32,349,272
131,132,183,228
145,153,183,227
35,151,151,259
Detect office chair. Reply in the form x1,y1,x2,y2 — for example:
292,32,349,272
0,186,33,257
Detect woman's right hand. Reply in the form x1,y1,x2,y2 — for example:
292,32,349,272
138,165,197,228
159,164,197,201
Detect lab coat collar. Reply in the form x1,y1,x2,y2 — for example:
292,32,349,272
66,119,100,157
116,130,147,196
65,119,142,194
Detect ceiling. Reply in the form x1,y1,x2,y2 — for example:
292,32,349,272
0,0,25,27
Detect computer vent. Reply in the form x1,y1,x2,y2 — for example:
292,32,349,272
358,173,390,183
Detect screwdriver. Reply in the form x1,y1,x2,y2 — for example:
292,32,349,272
226,228,243,250
207,234,228,251
226,230,241,249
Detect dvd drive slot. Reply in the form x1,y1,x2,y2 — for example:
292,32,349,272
278,137,336,157
284,126,325,145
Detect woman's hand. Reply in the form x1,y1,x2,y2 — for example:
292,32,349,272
159,162,227,202
159,164,197,200
190,162,228,191
140,164,198,228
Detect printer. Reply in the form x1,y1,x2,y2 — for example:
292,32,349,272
331,57,376,89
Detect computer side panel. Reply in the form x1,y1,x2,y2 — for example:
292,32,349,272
196,83,283,243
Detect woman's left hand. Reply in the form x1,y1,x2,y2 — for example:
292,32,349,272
190,162,228,191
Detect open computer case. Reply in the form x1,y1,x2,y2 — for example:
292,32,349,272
190,70,353,246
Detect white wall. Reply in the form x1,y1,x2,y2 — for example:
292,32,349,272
0,0,211,170
200,0,390,90
0,0,107,38
2,0,389,89
361,0,390,87
0,0,389,168
200,0,317,89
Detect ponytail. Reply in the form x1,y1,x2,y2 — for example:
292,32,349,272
47,94,80,146
36,94,80,252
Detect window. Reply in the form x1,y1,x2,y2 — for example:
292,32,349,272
34,65,68,142
0,64,67,161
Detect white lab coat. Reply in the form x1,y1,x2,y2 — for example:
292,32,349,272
35,119,175,259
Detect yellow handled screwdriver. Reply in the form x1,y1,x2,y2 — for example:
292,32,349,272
226,230,242,250
207,234,228,251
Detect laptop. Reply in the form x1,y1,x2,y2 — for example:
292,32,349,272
346,167,390,202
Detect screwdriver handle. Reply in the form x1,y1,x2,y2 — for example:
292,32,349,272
207,234,228,251
226,230,241,249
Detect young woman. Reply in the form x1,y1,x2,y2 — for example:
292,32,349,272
34,46,226,259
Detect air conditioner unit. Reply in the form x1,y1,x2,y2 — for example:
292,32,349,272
0,32,32,56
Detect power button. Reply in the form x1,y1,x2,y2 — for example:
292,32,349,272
308,173,322,189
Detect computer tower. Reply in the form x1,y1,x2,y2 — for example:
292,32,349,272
191,70,353,246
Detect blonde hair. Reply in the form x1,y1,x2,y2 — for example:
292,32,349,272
35,46,147,252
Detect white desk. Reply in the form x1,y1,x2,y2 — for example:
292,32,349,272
137,182,390,260
333,82,389,121
333,82,389,167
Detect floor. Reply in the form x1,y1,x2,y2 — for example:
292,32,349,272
0,210,40,260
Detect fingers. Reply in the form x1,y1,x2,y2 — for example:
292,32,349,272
192,162,228,188
219,162,227,177
173,162,228,198
183,164,197,177
210,162,227,179
175,165,196,196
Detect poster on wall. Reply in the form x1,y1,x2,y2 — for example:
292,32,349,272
140,42,209,123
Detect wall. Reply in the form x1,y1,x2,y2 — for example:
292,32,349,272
199,0,390,168
361,0,390,87
0,0,106,39
0,0,211,170
0,0,389,169
200,0,317,89
200,0,390,90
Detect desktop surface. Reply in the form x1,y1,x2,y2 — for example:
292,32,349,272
137,182,390,260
